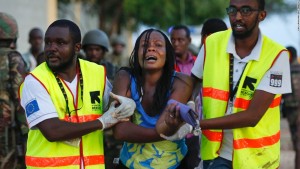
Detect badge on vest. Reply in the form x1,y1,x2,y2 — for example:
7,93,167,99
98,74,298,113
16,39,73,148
25,99,40,117
270,73,282,87
90,91,102,112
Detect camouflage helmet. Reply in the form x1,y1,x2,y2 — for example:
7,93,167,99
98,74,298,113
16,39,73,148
82,29,109,52
0,12,18,39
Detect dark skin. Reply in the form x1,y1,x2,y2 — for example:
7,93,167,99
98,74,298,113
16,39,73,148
83,44,106,64
113,31,193,143
230,0,266,58
171,0,274,131
35,26,103,142
170,28,191,62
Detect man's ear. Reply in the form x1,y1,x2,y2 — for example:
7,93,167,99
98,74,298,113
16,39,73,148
188,37,192,44
75,43,82,52
259,10,267,22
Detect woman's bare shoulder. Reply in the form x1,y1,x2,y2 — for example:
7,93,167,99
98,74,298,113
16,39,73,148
174,72,193,87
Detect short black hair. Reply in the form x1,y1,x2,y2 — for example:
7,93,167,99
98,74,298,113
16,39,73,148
201,18,227,36
29,27,43,38
257,0,265,10
170,25,191,38
47,19,81,44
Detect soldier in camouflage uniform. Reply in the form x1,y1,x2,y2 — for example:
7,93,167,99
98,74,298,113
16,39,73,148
0,12,27,169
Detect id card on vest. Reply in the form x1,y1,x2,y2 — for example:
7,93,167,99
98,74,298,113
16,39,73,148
63,138,81,147
227,101,234,115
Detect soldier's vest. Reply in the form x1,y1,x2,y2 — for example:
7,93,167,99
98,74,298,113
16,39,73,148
20,59,106,169
201,30,286,169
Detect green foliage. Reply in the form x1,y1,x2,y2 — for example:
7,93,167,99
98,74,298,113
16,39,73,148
123,0,295,30
58,0,297,32
123,0,227,29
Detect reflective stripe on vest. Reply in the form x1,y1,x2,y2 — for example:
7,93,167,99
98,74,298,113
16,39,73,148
26,155,104,167
22,59,106,169
201,30,285,168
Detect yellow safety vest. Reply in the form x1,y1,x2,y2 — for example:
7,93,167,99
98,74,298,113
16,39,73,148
201,30,286,169
20,59,106,169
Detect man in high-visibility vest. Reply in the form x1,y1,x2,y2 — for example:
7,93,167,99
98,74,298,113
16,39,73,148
19,19,136,169
157,0,292,168
190,0,292,168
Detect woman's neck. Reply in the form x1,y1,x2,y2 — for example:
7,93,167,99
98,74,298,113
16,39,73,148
143,69,163,86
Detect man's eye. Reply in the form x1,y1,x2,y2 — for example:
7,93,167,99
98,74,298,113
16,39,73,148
58,41,65,45
241,7,251,14
229,7,236,13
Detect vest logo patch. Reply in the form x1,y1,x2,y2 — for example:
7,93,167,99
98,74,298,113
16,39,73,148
241,76,257,99
90,91,101,111
270,74,282,87
242,76,257,91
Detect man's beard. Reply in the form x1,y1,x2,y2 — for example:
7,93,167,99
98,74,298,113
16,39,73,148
46,53,76,72
232,17,259,39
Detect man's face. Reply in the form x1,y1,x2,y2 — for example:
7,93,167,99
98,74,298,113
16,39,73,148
113,43,125,55
44,26,78,72
228,0,266,39
170,29,191,57
84,45,105,63
29,30,44,51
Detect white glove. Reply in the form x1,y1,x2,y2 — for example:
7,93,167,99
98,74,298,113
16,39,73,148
110,92,136,119
187,100,195,112
98,101,120,130
160,123,193,141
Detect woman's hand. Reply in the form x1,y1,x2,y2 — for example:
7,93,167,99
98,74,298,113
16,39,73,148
156,103,184,136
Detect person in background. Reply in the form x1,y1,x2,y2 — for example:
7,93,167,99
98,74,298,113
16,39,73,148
106,35,128,67
112,28,193,169
0,12,27,169
163,0,292,168
22,27,43,71
19,19,135,169
82,29,118,82
170,25,196,75
199,18,228,49
170,24,200,169
281,46,300,169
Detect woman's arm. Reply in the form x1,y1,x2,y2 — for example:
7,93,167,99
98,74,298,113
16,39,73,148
112,70,162,143
156,72,194,136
